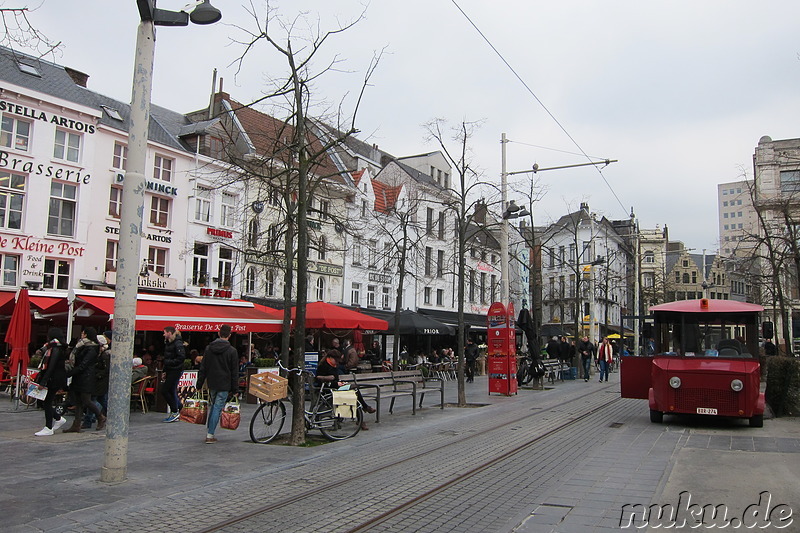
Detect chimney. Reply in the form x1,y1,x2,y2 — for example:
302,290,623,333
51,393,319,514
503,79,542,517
64,67,89,88
579,201,589,212
474,199,487,224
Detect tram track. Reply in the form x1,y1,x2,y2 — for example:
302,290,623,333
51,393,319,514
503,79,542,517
198,389,624,533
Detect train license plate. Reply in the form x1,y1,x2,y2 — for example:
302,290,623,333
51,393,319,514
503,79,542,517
696,407,718,415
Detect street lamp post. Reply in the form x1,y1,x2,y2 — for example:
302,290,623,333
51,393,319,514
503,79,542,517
102,0,221,484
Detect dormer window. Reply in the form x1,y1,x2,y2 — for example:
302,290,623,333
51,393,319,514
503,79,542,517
17,62,41,77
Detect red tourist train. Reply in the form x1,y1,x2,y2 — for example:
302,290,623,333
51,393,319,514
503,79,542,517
621,299,765,427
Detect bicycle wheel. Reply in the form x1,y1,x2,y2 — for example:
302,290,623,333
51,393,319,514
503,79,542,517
249,400,286,444
516,361,528,386
317,395,362,441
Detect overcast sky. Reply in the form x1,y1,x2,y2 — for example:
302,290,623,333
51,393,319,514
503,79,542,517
27,1,800,252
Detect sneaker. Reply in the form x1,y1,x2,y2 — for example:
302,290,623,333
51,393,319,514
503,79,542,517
205,436,217,444
163,412,180,423
52,418,67,431
35,427,54,436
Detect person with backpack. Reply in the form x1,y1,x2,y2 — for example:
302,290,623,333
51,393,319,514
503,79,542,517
82,332,111,430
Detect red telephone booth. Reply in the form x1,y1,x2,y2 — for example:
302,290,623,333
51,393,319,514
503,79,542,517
487,301,517,395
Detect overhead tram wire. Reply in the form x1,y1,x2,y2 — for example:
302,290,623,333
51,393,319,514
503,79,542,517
449,0,628,215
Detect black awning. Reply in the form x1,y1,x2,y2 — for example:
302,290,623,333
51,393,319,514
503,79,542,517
417,308,487,329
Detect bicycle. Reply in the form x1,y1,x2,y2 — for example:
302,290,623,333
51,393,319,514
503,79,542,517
249,361,363,444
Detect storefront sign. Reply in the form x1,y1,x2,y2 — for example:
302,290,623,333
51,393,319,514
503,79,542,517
0,150,91,184
246,254,344,277
0,99,96,133
104,270,178,291
0,232,86,257
368,272,392,284
114,172,178,196
104,226,172,243
207,227,233,239
199,288,232,298
178,371,198,389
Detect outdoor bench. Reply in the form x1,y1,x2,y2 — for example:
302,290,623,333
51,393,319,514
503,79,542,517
338,369,444,423
540,358,563,385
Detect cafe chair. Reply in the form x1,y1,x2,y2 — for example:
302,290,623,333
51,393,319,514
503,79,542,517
131,376,153,413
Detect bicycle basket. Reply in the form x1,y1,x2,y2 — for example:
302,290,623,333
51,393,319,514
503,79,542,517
332,390,358,419
249,372,288,402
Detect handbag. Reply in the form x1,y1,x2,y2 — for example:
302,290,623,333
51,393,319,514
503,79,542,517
26,383,48,401
179,394,208,425
220,397,241,430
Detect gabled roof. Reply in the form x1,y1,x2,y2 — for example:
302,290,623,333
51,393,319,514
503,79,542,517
215,93,343,182
0,46,194,153
372,180,403,214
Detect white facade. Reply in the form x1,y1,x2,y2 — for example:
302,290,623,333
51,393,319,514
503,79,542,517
717,180,756,257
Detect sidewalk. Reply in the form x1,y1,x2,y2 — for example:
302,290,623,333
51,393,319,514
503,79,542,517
1,374,797,532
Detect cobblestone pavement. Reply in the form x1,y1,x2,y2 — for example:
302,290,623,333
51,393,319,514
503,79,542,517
1,374,796,533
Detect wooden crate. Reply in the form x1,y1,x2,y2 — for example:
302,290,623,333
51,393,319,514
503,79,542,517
249,371,288,402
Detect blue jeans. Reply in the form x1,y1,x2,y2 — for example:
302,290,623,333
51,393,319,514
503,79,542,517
582,357,592,380
598,359,609,381
207,389,228,436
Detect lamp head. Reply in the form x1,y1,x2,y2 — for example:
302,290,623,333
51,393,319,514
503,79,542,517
189,0,222,24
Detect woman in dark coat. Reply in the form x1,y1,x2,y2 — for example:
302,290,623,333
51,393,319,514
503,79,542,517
63,327,105,433
33,327,69,436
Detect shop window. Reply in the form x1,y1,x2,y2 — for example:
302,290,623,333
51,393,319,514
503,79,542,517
112,142,127,170
382,286,390,309
1,254,19,286
149,196,170,227
147,247,168,276
153,155,173,182
193,243,208,285
0,171,25,230
245,267,256,294
217,247,233,287
195,186,211,222
221,193,236,227
43,259,70,290
47,181,76,237
108,185,122,218
0,115,31,151
247,218,259,248
53,129,81,163
315,277,325,302
105,240,118,272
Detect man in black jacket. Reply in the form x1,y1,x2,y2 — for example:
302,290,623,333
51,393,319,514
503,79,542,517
577,335,595,382
197,324,239,444
161,326,186,423
465,339,479,383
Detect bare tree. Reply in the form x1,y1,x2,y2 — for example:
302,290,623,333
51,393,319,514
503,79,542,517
226,4,381,444
0,4,61,57
424,118,496,407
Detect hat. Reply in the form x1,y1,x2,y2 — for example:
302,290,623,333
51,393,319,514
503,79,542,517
132,357,142,367
96,335,108,346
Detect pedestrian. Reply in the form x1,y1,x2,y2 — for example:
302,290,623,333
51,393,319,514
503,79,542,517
161,326,186,423
465,339,479,383
33,327,69,436
764,339,776,356
546,336,560,359
558,336,573,366
196,324,239,444
63,327,106,433
597,337,613,382
577,335,595,382
82,333,111,430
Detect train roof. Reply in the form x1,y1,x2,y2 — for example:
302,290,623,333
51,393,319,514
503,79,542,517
649,299,764,314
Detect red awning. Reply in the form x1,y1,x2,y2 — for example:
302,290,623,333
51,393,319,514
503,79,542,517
77,295,282,333
0,291,16,314
30,295,67,314
292,301,388,331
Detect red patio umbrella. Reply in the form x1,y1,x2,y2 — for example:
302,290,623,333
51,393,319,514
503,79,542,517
292,301,388,331
5,288,31,378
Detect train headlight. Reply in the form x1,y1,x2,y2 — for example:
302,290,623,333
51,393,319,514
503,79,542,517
669,376,681,389
731,379,744,392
